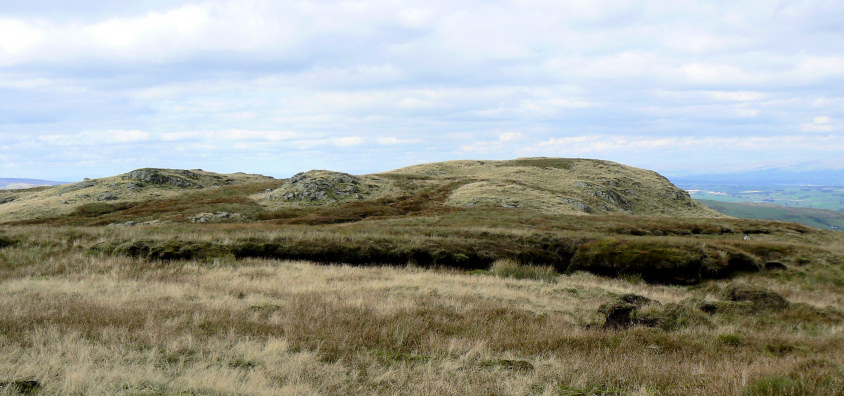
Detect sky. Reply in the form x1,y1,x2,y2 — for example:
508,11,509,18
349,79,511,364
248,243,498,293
1,0,843,181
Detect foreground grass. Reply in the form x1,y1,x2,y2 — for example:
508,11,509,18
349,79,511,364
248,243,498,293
0,249,841,394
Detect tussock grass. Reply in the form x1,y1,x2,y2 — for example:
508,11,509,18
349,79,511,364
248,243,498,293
0,253,841,395
490,259,557,281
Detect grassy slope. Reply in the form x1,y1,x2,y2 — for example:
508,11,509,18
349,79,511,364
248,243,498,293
700,199,844,230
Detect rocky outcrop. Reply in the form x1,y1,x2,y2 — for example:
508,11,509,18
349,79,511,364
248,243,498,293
266,171,374,203
189,212,246,223
97,192,118,201
61,180,97,193
589,189,634,212
124,169,200,188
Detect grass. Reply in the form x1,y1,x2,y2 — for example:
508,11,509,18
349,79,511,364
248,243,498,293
0,247,841,394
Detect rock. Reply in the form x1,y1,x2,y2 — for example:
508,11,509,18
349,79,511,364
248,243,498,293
0,197,14,204
189,212,245,223
61,180,97,193
501,200,519,208
125,168,199,188
97,192,118,201
125,182,143,191
268,170,375,203
559,197,593,213
589,189,634,211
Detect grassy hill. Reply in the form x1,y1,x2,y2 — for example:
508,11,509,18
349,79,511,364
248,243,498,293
699,199,844,230
0,158,842,394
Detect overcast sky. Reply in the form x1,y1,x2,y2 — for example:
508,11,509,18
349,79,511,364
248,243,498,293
1,0,842,181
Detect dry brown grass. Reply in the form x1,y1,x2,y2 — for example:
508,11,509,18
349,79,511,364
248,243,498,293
0,238,842,395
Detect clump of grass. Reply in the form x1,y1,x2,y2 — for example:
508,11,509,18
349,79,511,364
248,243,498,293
718,333,743,346
746,375,802,396
490,259,556,281
0,235,17,249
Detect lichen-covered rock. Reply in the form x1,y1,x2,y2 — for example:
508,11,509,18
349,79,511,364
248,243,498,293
589,189,634,212
265,170,375,204
189,212,246,223
61,180,97,193
125,168,200,188
559,197,593,213
97,191,118,201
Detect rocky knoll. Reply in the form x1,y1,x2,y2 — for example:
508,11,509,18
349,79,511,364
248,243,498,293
262,170,377,204
124,168,202,188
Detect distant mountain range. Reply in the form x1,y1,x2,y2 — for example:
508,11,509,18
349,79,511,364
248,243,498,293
0,178,69,190
670,167,844,186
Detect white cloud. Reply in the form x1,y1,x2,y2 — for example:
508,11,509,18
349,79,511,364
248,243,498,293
377,137,421,145
814,116,831,124
498,132,525,142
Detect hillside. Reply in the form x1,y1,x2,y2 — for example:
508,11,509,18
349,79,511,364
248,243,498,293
1,158,721,224
253,158,721,218
699,199,844,230
0,168,273,223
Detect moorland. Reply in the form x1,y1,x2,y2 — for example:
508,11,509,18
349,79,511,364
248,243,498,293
0,158,841,395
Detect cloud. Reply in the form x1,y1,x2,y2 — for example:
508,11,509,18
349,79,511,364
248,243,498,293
1,1,843,180
377,137,421,145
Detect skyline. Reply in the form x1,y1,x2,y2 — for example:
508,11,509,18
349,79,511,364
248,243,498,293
1,0,843,180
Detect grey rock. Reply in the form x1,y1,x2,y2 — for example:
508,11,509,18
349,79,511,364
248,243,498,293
97,192,118,201
0,196,14,204
125,182,143,191
61,180,97,193
271,170,374,203
589,189,634,211
125,168,199,188
559,197,594,213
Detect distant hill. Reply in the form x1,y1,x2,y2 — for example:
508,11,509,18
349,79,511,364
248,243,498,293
0,178,68,189
671,167,844,186
698,199,843,230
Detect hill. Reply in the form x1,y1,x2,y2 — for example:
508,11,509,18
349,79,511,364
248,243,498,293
1,158,721,224
0,168,274,223
0,177,68,190
699,199,844,230
254,158,721,218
